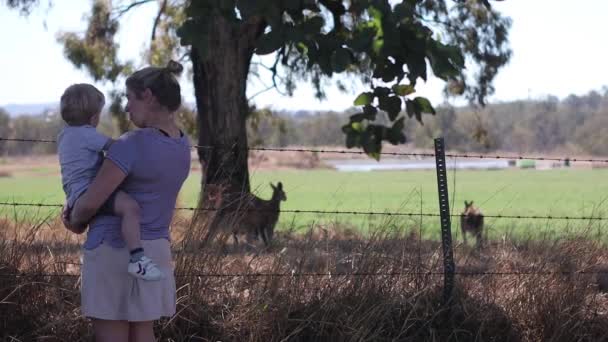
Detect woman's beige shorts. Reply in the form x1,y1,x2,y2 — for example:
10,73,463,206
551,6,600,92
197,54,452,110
81,239,176,322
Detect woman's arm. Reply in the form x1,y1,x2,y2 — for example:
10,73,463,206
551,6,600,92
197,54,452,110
69,158,127,227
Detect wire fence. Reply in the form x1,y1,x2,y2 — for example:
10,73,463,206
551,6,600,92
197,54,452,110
2,136,608,163
1,135,607,282
0,201,606,221
0,270,607,278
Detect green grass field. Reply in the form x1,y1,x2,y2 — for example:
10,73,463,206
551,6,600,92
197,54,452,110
1,166,607,241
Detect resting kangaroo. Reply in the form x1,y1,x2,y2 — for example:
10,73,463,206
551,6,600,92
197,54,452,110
460,201,484,248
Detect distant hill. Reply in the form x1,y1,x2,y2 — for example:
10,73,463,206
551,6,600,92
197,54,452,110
1,103,58,117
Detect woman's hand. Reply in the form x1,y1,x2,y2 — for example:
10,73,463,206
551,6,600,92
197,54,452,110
61,205,87,234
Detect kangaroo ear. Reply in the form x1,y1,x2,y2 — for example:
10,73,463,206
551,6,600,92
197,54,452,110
270,182,276,190
464,201,469,207
277,182,283,190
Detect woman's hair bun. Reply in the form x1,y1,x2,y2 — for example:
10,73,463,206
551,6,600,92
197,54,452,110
165,60,184,75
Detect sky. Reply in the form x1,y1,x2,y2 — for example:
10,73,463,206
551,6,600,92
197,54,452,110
0,0,607,112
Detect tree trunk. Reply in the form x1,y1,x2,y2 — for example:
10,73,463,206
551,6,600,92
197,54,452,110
191,15,265,234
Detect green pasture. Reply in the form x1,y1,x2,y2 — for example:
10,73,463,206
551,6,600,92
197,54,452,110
1,166,607,241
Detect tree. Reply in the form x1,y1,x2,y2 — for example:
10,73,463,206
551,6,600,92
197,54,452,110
6,0,511,205
180,0,511,201
0,108,10,155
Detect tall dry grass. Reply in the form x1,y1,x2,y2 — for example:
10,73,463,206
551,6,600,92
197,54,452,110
1,211,608,341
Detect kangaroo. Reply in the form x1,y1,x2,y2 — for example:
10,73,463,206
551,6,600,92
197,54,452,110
234,182,286,246
460,201,484,248
204,182,287,248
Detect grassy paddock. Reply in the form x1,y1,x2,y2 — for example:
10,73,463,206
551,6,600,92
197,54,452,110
1,215,608,341
1,166,607,241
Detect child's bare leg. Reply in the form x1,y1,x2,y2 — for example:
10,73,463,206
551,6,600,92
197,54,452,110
113,191,163,281
112,191,142,253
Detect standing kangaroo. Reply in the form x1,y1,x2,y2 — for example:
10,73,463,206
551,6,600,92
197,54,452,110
235,182,287,246
203,182,287,248
460,201,484,248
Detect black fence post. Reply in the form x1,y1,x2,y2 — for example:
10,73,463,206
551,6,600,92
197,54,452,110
434,137,455,305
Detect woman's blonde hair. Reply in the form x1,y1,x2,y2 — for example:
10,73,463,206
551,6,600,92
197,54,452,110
60,83,105,126
126,60,184,111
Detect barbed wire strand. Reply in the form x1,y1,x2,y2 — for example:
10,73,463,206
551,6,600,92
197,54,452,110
1,137,607,163
0,270,607,278
0,201,606,221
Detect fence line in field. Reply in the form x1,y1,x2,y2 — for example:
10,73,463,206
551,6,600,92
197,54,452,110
0,201,606,221
1,136,607,163
1,136,607,289
0,270,607,278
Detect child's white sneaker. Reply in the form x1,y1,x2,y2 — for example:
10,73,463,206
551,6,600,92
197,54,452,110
128,256,164,281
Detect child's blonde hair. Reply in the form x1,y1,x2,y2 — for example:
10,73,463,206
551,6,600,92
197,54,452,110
60,83,105,126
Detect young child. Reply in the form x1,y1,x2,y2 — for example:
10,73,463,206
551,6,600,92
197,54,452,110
57,83,163,281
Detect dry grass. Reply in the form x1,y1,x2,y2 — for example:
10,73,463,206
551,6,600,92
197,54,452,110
1,213,608,341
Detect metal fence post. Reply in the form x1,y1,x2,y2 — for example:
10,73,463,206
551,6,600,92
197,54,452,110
434,137,455,305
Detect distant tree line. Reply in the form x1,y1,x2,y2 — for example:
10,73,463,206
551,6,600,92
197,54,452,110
249,88,608,156
0,106,195,156
1,88,607,157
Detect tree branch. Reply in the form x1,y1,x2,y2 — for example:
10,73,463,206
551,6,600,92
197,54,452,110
150,0,168,42
113,0,155,18
247,85,275,101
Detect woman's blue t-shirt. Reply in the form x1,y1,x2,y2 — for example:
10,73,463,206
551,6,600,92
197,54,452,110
84,128,191,249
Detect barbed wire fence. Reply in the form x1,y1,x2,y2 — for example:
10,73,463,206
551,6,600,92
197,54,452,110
0,201,606,221
3,136,608,163
1,135,607,299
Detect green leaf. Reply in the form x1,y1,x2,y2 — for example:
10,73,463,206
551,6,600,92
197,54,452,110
345,131,358,148
413,97,435,114
354,92,373,106
348,27,375,52
405,99,423,123
295,41,308,54
392,84,415,96
350,105,377,123
405,99,415,118
351,122,364,132
361,125,383,161
378,95,402,121
427,41,464,80
393,2,414,22
407,56,427,83
373,86,390,97
387,117,406,144
301,16,324,35
362,104,378,119
368,151,381,161
349,113,368,123
330,48,352,73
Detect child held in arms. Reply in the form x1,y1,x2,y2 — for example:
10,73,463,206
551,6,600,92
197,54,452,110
57,83,163,281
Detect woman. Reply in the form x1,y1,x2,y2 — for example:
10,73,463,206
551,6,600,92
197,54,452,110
63,60,190,341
